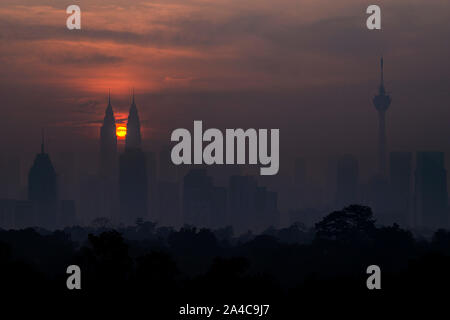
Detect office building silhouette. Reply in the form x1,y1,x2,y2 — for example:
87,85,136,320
28,132,57,229
99,93,119,221
183,169,214,227
373,57,391,177
335,154,359,208
100,91,117,178
119,92,148,225
414,152,448,229
389,152,412,226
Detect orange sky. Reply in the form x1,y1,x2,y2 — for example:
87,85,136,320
0,0,402,94
1,0,448,96
1,0,450,176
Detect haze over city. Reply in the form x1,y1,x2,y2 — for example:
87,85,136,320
1,0,450,230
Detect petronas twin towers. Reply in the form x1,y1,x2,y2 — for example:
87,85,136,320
100,91,148,225
99,93,117,178
125,94,142,150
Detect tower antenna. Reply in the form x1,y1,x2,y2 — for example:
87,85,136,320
373,57,391,176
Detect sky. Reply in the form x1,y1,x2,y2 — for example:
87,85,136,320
1,0,450,181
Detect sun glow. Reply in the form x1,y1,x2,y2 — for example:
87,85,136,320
116,126,127,139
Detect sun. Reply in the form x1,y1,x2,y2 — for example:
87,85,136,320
116,126,127,139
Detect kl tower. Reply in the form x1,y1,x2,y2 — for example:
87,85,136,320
372,57,391,176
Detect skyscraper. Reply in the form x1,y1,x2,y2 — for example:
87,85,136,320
229,175,258,233
372,57,391,176
28,132,57,229
183,169,214,227
414,152,448,229
255,186,278,231
125,91,142,149
182,169,230,229
0,155,21,199
228,175,278,233
99,92,118,222
211,186,227,229
146,151,157,220
335,154,359,208
119,92,148,225
157,180,181,227
0,199,15,229
100,91,117,177
389,152,412,226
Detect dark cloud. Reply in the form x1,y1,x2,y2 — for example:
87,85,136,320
74,99,102,114
41,52,124,66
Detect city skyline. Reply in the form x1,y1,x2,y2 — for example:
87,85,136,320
1,0,450,231
1,1,450,175
1,57,449,231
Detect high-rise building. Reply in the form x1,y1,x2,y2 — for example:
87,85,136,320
146,151,157,220
183,169,214,227
14,200,36,229
99,93,118,222
228,175,278,233
79,174,102,224
100,91,117,178
414,152,448,229
363,173,389,224
211,186,227,228
54,151,77,203
124,91,141,150
158,145,179,183
0,199,15,229
229,175,279,233
157,181,181,227
119,92,148,225
0,156,21,199
389,152,412,226
28,132,57,229
372,57,391,176
335,155,359,208
255,186,278,231
229,175,258,233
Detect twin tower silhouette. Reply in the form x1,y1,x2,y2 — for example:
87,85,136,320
99,90,147,225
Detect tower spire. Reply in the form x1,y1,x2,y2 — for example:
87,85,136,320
380,56,384,85
379,56,385,94
100,90,118,177
105,90,114,118
125,88,141,150
373,57,391,177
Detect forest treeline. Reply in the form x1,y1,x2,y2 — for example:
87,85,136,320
1,205,449,314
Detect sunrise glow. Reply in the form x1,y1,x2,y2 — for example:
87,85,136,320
116,126,127,139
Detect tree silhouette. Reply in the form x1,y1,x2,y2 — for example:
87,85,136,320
135,251,179,294
315,205,376,243
431,229,450,254
91,217,110,229
81,230,132,291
